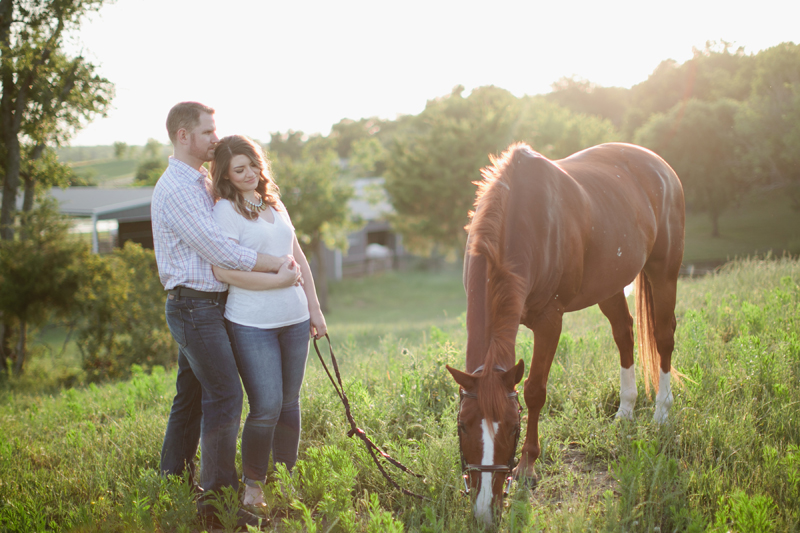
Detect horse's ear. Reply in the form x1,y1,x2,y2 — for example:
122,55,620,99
502,359,525,389
446,365,477,391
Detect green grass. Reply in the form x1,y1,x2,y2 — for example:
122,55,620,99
70,158,137,184
1,258,799,531
683,185,800,264
325,267,467,363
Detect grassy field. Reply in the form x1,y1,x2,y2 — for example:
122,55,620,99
683,185,800,264
70,158,137,186
1,257,798,532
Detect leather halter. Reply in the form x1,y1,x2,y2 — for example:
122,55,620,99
457,365,522,497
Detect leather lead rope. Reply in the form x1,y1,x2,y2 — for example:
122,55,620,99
313,334,429,501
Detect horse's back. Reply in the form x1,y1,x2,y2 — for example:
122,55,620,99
554,143,684,310
499,143,680,312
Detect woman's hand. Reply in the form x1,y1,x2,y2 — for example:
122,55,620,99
275,260,302,288
309,308,327,340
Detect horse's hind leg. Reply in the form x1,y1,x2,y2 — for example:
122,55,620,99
598,291,637,420
649,276,679,423
642,259,681,423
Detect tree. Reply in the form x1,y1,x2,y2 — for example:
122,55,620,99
545,76,630,129
268,130,307,162
76,243,174,382
735,42,800,209
328,117,396,161
384,86,618,259
349,136,387,177
134,139,168,186
623,41,754,136
384,85,518,259
0,199,89,375
635,98,745,237
271,146,357,313
0,0,113,239
113,141,128,159
513,95,619,159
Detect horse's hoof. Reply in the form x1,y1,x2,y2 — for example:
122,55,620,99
519,475,538,491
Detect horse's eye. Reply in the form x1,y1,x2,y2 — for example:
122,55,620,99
458,423,466,434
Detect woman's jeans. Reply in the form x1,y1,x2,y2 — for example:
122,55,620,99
226,318,310,485
161,294,243,510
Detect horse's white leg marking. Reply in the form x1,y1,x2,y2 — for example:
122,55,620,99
474,419,499,526
616,365,637,420
654,369,673,424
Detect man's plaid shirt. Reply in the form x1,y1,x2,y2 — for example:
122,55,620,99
151,157,257,292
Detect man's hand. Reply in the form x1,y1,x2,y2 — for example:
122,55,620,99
254,253,296,273
275,260,302,288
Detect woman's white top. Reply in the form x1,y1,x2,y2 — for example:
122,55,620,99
212,199,309,329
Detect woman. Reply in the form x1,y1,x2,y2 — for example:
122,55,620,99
210,135,327,507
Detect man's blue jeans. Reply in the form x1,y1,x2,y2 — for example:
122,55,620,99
226,319,310,485
161,294,243,504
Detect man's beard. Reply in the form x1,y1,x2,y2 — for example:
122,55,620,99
189,135,214,162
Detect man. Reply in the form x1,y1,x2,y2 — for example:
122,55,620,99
152,101,295,529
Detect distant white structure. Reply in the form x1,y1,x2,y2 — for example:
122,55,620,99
322,177,407,280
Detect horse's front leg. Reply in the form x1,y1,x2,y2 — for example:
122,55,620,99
515,308,563,481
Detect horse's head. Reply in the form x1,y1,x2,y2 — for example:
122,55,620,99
446,360,525,526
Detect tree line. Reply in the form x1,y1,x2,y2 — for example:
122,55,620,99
128,41,800,260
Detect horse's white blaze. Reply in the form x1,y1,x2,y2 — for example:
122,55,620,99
616,365,637,420
474,419,499,525
654,369,673,423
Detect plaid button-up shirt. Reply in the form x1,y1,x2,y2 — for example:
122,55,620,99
151,157,258,292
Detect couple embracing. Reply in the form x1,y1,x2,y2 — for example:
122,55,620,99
152,102,326,529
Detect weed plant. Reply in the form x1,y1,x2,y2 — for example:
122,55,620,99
0,257,798,531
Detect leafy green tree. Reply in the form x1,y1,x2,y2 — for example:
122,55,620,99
76,243,174,382
0,199,89,375
329,117,395,160
384,85,518,259
113,141,128,159
0,0,113,239
134,138,168,186
271,147,357,312
134,158,167,186
635,98,745,237
269,130,307,161
623,41,754,136
735,42,800,209
545,76,630,129
384,86,617,258
513,95,619,158
349,136,387,177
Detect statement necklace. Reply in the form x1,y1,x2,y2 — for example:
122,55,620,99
243,195,268,212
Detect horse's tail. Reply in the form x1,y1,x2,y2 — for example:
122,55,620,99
635,271,683,397
635,271,660,396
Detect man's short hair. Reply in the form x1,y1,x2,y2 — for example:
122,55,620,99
166,102,215,144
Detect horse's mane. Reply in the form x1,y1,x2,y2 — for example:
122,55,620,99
466,143,531,429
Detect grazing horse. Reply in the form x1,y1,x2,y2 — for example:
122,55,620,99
446,142,685,525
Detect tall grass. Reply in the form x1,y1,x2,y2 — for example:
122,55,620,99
0,257,798,532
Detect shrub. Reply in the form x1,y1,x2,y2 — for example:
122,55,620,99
77,243,172,381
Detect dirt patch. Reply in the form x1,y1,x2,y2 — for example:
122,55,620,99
523,444,617,510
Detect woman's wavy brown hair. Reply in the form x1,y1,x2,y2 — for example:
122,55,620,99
211,135,280,220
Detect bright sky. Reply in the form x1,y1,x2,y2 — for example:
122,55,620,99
68,0,799,147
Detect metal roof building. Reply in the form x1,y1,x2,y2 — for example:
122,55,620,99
48,187,154,253
39,181,404,277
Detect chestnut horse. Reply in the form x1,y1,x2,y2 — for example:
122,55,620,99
446,142,685,525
